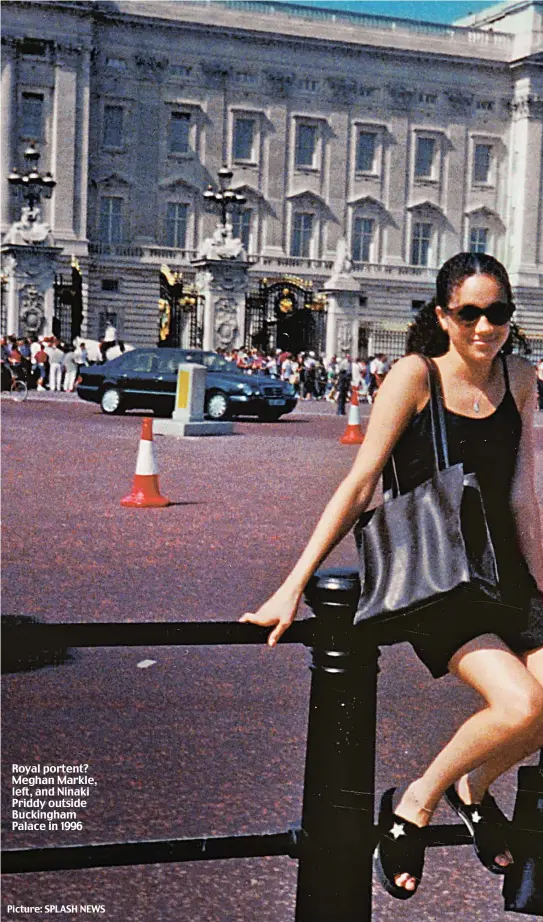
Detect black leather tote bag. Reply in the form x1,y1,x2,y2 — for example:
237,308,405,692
353,358,501,626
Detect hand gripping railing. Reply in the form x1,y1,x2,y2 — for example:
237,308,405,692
2,567,542,919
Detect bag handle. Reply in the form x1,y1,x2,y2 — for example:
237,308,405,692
386,355,450,498
422,356,450,471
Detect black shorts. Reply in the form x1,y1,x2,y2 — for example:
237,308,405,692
396,592,543,679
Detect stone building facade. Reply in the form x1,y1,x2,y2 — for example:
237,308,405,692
2,0,542,358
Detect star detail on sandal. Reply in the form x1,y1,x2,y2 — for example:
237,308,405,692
390,822,406,839
471,810,482,824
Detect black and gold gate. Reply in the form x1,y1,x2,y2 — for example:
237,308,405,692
53,260,83,343
244,277,327,356
158,265,202,349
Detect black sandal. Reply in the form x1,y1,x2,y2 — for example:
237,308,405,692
444,785,512,874
375,788,425,900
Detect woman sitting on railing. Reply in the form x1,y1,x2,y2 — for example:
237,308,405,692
240,252,543,900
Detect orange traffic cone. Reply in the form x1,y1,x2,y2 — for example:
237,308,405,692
340,386,365,445
121,417,170,507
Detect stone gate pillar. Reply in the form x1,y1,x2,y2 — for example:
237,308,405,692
322,239,363,358
1,213,63,338
192,227,250,351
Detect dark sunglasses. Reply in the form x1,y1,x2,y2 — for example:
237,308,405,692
445,301,515,326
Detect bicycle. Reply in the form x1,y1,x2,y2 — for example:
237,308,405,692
2,364,28,402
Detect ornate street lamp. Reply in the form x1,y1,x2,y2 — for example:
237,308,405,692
8,143,56,217
203,165,246,228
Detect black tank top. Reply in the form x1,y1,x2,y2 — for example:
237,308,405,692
384,355,534,599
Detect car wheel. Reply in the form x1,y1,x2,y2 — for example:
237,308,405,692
205,391,230,420
100,387,124,415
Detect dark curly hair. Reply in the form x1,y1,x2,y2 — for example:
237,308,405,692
406,252,529,357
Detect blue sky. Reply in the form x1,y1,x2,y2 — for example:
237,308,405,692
283,1,501,25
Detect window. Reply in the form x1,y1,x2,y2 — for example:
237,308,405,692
352,217,374,262
231,209,252,250
233,118,255,161
103,105,124,148
477,100,494,112
119,350,155,373
165,203,188,248
105,58,126,71
473,144,492,184
291,212,313,257
21,93,43,139
411,222,432,266
21,38,47,57
101,279,119,292
295,124,317,168
169,112,191,154
469,227,488,253
356,132,376,173
414,137,435,179
100,197,123,243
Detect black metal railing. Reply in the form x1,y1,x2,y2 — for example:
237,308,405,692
2,568,542,919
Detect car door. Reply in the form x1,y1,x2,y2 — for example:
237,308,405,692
115,350,157,409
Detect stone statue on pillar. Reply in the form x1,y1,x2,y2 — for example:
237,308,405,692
321,238,361,359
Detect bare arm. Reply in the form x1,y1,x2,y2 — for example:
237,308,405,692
240,355,428,645
509,359,543,591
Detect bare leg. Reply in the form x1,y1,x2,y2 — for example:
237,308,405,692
459,645,543,802
391,636,543,892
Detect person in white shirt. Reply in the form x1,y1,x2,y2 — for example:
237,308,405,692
47,343,65,391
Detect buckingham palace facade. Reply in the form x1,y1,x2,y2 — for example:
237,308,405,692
2,0,543,358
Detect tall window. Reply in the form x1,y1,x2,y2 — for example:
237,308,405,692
295,124,317,168
356,132,376,172
100,197,123,244
411,222,432,265
469,227,488,253
473,144,492,184
166,203,188,248
231,209,252,250
21,92,44,139
291,212,313,257
414,137,435,178
233,118,255,161
352,217,374,262
169,112,190,154
103,105,124,147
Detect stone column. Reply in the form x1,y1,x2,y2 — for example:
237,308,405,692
1,40,15,232
324,295,338,359
192,257,250,351
52,47,79,240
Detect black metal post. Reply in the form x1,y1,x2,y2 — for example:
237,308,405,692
295,567,378,922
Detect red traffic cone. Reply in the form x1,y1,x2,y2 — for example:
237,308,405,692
340,386,365,445
121,417,170,507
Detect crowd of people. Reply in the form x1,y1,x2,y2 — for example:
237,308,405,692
3,333,543,411
0,335,89,392
218,347,394,414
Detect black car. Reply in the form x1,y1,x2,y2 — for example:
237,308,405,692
76,348,297,421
